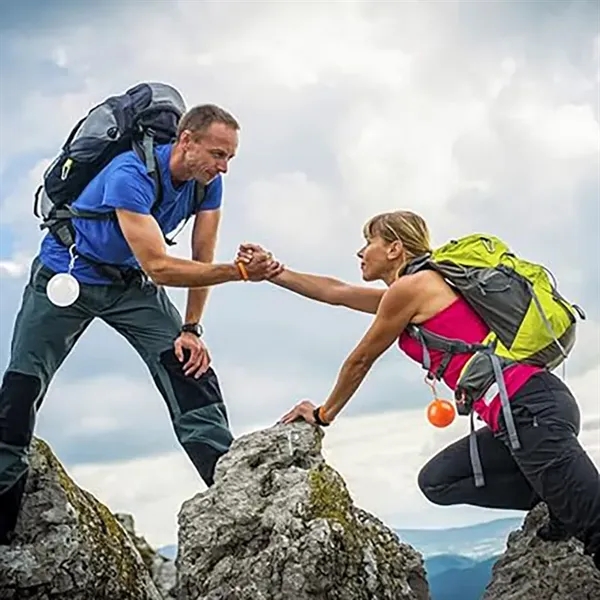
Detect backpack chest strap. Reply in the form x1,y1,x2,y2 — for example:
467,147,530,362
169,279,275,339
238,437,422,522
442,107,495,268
407,324,491,379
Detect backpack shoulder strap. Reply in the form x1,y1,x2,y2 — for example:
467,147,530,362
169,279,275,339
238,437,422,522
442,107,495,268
194,180,206,208
132,141,207,247
131,141,162,211
403,253,433,276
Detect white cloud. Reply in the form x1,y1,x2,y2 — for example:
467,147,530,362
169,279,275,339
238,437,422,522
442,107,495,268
68,378,600,549
1,0,599,540
514,103,599,160
242,172,345,263
185,2,415,92
0,256,31,278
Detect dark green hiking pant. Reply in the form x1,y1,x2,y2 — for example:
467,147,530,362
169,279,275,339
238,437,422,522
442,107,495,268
0,257,233,535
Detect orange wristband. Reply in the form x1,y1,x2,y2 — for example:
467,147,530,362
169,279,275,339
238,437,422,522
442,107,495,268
236,261,249,281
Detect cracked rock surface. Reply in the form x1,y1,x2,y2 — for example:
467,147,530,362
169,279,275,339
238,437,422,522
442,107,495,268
115,512,177,600
483,503,600,600
176,421,430,600
0,438,162,600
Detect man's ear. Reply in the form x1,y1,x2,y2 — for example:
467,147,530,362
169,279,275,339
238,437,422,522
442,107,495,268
178,130,194,149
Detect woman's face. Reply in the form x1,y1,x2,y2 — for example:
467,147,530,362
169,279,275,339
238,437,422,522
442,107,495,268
357,234,402,282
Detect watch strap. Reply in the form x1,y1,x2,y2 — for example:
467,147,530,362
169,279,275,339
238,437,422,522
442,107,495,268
313,405,331,427
181,323,203,337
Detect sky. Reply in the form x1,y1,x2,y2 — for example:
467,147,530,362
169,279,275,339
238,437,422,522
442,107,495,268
0,0,599,548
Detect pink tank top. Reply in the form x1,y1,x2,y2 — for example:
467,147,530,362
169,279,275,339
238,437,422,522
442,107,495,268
397,296,542,431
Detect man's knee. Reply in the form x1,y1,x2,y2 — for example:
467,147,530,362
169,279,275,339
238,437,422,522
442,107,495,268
157,350,229,415
0,371,41,448
0,371,38,541
154,350,233,484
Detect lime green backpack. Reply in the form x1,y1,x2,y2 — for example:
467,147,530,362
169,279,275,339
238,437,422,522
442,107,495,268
404,233,586,487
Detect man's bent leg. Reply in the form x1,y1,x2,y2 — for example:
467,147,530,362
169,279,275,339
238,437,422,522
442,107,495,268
0,259,93,542
154,354,232,485
101,282,234,487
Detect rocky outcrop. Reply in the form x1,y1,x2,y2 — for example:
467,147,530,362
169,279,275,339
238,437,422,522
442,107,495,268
483,503,600,600
0,426,430,600
176,421,430,600
115,513,177,600
0,438,162,600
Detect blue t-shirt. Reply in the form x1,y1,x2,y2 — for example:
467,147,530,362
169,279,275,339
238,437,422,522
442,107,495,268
38,143,222,284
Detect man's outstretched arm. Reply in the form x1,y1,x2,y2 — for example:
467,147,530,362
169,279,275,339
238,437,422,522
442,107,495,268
116,209,277,286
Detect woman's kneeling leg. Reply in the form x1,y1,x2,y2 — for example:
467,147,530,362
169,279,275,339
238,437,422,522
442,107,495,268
418,426,539,511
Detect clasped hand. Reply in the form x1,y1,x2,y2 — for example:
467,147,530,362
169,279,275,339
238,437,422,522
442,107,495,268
236,242,284,281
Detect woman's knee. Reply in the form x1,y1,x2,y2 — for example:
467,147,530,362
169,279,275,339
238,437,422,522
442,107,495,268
417,459,453,506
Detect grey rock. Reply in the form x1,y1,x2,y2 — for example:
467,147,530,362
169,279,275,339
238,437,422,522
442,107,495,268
176,421,429,600
0,437,162,600
115,512,177,600
483,503,600,600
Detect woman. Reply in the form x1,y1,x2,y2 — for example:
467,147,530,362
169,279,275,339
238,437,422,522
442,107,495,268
238,210,600,569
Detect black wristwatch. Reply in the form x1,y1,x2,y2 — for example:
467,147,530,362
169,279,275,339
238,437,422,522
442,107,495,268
181,323,203,338
313,406,330,427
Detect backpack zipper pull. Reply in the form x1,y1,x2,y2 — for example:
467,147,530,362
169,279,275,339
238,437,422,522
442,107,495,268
61,158,73,180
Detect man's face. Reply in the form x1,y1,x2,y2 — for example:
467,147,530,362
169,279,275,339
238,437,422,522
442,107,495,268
180,122,238,184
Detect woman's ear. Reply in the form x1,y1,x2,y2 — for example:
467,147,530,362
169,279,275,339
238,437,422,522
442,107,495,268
387,240,404,260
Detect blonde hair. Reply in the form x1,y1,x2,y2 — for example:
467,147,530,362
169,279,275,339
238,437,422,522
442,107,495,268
362,210,432,259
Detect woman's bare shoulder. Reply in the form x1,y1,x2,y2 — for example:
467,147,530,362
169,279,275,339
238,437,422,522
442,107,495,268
396,269,460,323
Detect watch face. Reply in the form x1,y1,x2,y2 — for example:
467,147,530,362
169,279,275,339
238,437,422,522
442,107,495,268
183,324,201,335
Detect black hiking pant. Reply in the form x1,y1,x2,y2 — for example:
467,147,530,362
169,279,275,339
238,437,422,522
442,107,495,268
0,257,234,540
418,371,600,556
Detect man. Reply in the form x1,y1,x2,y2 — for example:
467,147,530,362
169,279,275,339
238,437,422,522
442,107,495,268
0,104,280,544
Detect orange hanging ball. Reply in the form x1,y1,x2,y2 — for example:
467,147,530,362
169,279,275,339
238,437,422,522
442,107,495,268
427,398,456,428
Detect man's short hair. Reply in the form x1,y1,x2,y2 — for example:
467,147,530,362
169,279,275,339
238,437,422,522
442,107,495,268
176,104,240,138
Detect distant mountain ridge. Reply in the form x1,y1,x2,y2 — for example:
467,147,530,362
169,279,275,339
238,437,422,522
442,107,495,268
427,556,498,600
158,516,524,562
158,516,524,561
395,516,523,560
390,518,524,600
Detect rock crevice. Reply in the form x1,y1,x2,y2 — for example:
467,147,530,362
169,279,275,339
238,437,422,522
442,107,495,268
175,422,429,600
483,503,600,600
2,425,597,600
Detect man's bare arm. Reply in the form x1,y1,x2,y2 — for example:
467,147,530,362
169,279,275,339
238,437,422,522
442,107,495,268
116,208,242,287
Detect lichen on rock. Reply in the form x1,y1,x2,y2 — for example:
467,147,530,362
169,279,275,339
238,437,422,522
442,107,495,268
115,512,177,600
176,421,430,600
0,437,162,600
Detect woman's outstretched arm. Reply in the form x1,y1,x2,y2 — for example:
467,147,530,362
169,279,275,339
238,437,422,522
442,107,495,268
236,243,384,314
269,268,384,314
278,275,422,426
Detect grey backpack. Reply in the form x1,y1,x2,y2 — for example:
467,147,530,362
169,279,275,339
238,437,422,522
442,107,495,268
34,82,204,257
